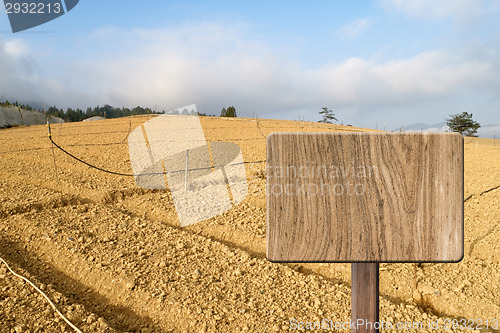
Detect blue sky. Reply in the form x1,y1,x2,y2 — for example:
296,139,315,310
1,0,499,136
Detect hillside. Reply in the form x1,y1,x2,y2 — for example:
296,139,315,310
0,116,499,332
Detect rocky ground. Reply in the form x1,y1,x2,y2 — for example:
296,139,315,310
0,116,498,332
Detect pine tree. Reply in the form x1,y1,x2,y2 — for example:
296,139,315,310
446,112,480,137
318,107,337,124
221,106,237,117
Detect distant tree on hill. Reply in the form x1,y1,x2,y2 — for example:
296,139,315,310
318,107,337,124
221,106,237,117
446,112,480,137
65,108,78,122
47,106,64,119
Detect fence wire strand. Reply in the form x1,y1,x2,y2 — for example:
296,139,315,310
49,134,265,178
2,119,499,200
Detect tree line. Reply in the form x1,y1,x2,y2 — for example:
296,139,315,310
0,100,161,122
0,100,229,123
45,105,159,122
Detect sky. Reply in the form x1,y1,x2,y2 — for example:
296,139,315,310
0,0,499,136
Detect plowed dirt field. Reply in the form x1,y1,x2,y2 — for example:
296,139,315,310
0,116,499,332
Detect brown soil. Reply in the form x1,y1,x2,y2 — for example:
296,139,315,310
0,116,498,332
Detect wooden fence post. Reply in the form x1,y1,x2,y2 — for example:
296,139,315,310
351,263,379,333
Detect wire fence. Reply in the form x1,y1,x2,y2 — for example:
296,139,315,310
44,119,275,177
49,134,266,177
40,118,370,180
1,117,499,202
0,117,344,154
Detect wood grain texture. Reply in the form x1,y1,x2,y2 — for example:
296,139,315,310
266,133,463,262
352,263,379,333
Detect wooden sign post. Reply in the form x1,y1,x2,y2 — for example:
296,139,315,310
267,133,464,332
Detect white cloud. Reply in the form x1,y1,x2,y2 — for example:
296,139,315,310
0,20,499,128
381,0,484,21
58,22,309,111
315,50,492,108
337,17,373,39
372,51,490,94
0,38,41,102
4,39,30,57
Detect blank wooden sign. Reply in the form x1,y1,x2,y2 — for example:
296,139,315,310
267,133,463,263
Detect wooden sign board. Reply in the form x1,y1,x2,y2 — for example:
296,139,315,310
267,133,463,263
